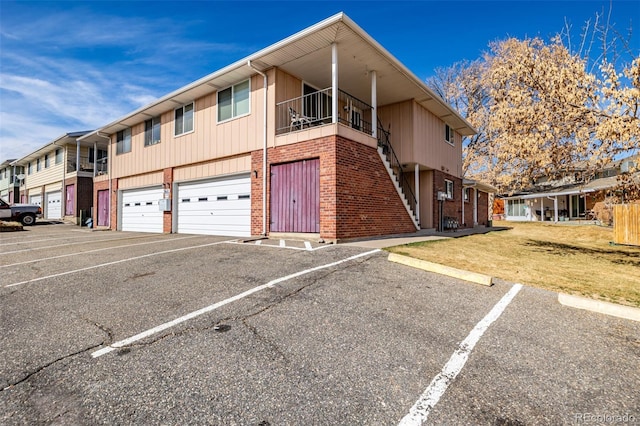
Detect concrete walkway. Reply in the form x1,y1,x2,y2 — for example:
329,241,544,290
341,226,504,249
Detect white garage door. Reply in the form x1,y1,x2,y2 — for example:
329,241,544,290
46,191,62,220
121,187,164,233
177,174,251,237
29,194,42,207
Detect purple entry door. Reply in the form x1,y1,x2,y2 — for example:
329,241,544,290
65,184,75,216
97,189,109,226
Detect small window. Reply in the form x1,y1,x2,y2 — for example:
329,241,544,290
44,154,50,168
217,79,250,122
36,158,41,172
445,124,454,145
175,103,194,136
464,188,470,202
445,179,454,199
145,117,161,146
55,148,63,164
116,128,132,154
28,162,32,175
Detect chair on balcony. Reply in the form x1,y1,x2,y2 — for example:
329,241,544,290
289,107,314,132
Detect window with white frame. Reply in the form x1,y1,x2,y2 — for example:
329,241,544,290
116,128,132,154
44,154,50,168
28,162,32,175
464,187,470,202
55,148,62,164
145,116,161,146
507,199,527,217
217,80,250,122
445,179,454,199
175,103,194,136
445,124,454,145
89,148,107,163
36,158,41,172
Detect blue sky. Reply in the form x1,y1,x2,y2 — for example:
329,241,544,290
1,0,638,160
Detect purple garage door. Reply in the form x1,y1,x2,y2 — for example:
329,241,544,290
97,189,109,227
270,159,320,233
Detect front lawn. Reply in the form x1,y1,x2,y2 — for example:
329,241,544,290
386,221,640,307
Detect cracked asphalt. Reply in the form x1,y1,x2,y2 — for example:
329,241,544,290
1,223,639,425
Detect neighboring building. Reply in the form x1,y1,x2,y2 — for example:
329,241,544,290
80,13,479,241
0,159,22,204
501,156,638,222
12,131,103,223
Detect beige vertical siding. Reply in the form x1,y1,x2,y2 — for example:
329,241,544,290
275,68,302,104
111,74,267,179
420,170,434,228
118,172,164,190
173,155,251,182
378,101,462,178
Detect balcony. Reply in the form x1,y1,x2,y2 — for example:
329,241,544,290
276,88,373,136
67,156,108,176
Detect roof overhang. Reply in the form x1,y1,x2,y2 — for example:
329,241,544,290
81,12,475,144
12,131,92,165
463,179,497,193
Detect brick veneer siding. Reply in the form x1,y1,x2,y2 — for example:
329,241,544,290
251,135,416,241
163,167,173,233
477,191,489,226
432,170,463,230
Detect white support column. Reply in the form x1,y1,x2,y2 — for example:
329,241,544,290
540,198,544,221
332,43,338,124
371,70,377,138
414,164,420,225
473,188,478,225
461,188,465,227
76,140,81,173
554,196,558,222
93,142,98,178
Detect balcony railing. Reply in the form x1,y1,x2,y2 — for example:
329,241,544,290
276,88,373,136
67,156,108,175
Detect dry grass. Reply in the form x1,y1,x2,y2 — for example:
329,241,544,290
387,221,640,307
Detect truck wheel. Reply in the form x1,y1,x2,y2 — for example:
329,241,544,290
20,214,36,226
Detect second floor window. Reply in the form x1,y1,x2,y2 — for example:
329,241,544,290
218,80,250,122
55,148,63,164
445,124,454,145
44,154,50,168
36,158,41,172
145,117,161,146
116,128,132,154
175,103,194,136
28,162,32,174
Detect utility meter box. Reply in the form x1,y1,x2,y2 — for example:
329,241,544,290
158,198,171,212
437,191,447,201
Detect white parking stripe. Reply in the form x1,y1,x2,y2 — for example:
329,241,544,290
398,283,523,426
0,236,198,269
4,240,234,288
2,235,152,254
279,239,285,247
91,248,381,358
0,233,124,246
304,241,312,251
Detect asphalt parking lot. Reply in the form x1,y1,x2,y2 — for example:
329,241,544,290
1,223,639,425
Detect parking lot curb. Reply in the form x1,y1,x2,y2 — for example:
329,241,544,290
558,293,640,322
387,253,493,286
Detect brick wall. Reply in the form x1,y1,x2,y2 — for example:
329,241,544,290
163,168,173,233
432,170,463,230
478,191,489,226
335,137,416,239
251,135,416,241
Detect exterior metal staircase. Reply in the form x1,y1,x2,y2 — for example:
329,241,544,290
376,120,420,229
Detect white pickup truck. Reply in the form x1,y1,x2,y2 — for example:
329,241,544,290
0,198,43,225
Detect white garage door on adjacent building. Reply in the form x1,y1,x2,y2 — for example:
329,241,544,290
46,191,62,220
177,174,251,237
29,194,42,207
120,187,164,233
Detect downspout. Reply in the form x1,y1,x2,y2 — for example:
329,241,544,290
96,132,112,228
247,60,268,236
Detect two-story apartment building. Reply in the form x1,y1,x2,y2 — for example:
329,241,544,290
12,131,104,223
80,13,479,241
0,159,22,204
